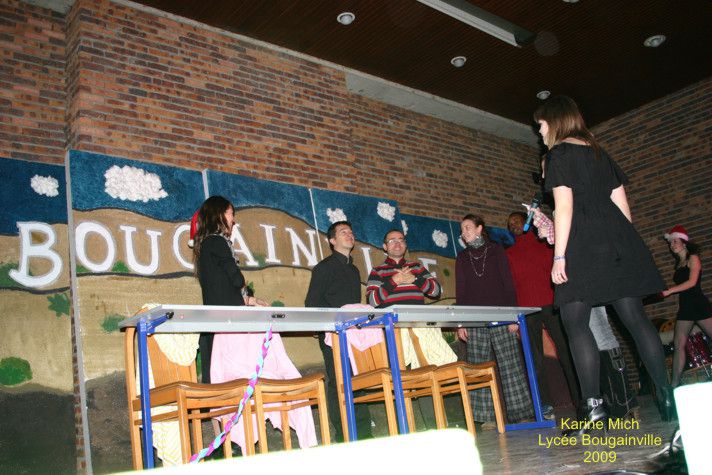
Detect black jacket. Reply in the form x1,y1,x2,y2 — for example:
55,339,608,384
197,234,246,306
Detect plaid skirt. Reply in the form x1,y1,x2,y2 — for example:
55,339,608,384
466,326,534,423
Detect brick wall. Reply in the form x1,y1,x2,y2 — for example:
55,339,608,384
63,0,541,226
594,77,712,321
0,0,66,163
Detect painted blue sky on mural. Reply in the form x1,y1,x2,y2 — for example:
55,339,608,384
69,150,204,221
0,158,67,235
311,188,400,248
400,214,456,258
206,171,314,226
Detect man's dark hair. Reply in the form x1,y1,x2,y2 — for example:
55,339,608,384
327,220,352,240
382,228,405,244
326,221,352,251
508,211,527,223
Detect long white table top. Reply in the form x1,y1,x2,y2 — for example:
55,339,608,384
118,304,540,333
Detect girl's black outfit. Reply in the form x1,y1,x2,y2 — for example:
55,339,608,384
673,264,712,321
545,143,672,422
197,234,245,383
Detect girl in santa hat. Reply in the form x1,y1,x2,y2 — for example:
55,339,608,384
662,225,712,387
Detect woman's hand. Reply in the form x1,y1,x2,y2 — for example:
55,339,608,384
661,289,672,298
551,258,568,285
246,296,269,306
457,328,468,341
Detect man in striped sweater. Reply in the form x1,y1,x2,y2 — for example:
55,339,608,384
366,229,441,307
367,228,454,429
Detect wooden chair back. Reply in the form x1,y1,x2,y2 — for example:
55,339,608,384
396,328,431,369
124,327,198,400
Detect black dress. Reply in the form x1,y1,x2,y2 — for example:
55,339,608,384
197,234,246,382
544,142,664,306
673,265,712,321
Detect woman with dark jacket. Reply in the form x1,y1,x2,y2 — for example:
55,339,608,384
456,213,534,425
191,195,263,382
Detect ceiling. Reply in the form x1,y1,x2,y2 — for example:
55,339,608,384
29,0,712,129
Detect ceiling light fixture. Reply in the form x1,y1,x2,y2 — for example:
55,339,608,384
336,12,355,26
416,0,535,47
450,56,466,67
643,34,666,48
536,90,551,100
562,0,579,3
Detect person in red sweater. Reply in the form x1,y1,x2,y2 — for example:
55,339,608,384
505,211,580,417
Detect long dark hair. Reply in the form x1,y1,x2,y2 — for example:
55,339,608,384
674,239,701,266
533,95,601,159
192,196,234,273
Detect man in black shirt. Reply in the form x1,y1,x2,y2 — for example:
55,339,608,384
305,220,372,441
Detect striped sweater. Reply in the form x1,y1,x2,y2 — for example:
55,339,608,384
366,257,441,308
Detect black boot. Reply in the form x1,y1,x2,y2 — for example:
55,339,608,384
563,397,607,437
657,386,678,422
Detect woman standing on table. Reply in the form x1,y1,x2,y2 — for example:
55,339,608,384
534,95,673,430
662,225,712,388
456,214,534,426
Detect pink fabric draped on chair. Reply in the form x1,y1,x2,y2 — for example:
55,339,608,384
210,332,317,452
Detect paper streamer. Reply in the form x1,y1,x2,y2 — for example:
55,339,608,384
189,324,274,463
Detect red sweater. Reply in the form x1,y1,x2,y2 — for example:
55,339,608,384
505,232,554,307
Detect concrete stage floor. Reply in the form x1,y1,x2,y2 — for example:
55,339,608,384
473,395,682,474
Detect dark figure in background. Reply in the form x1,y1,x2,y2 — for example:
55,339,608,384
505,211,580,418
456,214,534,425
534,95,673,431
191,196,265,383
662,225,712,387
305,221,372,441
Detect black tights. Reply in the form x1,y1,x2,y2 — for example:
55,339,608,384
560,297,669,400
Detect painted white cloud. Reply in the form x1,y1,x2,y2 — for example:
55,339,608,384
432,229,448,248
376,202,396,222
30,175,59,197
401,219,408,236
104,165,168,202
326,207,347,224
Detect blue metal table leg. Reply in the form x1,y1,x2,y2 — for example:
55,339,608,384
505,313,556,431
337,328,358,441
383,313,408,434
137,319,155,468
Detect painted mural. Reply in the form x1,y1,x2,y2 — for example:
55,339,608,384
400,213,457,304
0,158,72,390
3,151,473,471
0,157,76,472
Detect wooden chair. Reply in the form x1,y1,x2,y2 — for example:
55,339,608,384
330,330,443,441
124,326,253,468
125,327,331,467
252,375,331,453
402,328,506,435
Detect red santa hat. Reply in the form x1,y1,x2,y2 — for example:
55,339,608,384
663,225,689,242
188,209,200,248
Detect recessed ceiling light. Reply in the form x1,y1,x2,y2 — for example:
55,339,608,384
536,90,551,100
562,0,579,3
450,56,467,67
337,12,355,26
643,34,666,48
